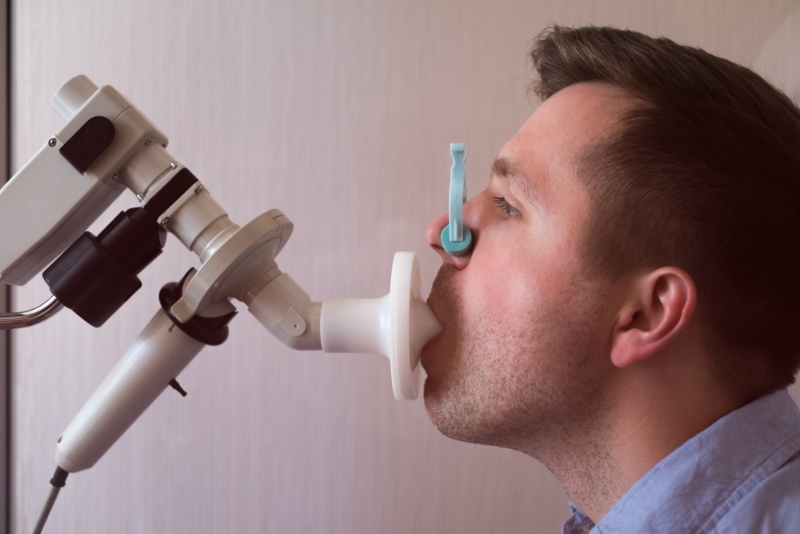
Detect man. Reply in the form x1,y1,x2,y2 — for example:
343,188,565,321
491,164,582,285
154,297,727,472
421,26,800,532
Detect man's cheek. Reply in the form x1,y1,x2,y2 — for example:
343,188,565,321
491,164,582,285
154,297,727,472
464,269,537,315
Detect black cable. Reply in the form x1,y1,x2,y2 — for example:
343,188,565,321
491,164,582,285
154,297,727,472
32,466,68,534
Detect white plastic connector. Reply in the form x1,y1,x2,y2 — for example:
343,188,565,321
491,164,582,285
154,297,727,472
247,272,322,350
51,75,98,121
170,210,293,323
117,142,178,197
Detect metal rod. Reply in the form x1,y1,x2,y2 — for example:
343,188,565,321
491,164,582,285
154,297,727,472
0,296,64,330
32,484,61,534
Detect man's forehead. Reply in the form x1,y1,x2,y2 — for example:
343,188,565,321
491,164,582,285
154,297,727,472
530,82,632,143
495,83,635,193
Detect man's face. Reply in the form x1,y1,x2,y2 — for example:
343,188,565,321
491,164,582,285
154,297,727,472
421,83,634,452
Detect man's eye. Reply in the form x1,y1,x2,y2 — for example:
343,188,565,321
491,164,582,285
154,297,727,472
493,196,520,217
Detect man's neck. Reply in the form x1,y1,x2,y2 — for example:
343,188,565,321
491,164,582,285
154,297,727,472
529,372,743,523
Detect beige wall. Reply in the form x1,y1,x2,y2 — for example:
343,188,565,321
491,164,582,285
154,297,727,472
10,1,800,532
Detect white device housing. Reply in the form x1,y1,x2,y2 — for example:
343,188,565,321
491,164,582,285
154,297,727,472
0,75,168,285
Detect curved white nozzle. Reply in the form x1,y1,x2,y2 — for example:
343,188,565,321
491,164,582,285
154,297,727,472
320,252,441,400
247,251,441,399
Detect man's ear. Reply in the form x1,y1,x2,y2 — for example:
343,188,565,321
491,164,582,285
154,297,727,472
610,267,696,368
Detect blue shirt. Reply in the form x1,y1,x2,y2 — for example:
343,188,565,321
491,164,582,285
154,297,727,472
562,388,800,533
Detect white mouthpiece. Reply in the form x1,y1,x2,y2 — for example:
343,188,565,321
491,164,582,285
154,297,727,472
320,252,441,400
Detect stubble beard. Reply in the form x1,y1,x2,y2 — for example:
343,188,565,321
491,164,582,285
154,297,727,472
422,264,612,460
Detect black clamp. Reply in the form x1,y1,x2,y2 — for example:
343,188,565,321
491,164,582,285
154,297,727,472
158,270,237,346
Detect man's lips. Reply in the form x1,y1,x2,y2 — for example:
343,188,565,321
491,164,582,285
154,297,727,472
420,298,444,369
425,296,440,324
420,264,456,370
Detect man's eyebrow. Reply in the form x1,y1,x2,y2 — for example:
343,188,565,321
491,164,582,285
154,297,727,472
491,157,535,204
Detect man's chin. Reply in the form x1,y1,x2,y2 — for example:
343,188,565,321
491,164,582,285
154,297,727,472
422,388,455,440
420,375,442,419
420,377,461,436
422,391,485,445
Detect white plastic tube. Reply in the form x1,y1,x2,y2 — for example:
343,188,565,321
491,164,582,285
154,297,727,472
320,296,390,355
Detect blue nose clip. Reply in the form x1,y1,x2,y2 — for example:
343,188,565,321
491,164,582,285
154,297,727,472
441,143,472,256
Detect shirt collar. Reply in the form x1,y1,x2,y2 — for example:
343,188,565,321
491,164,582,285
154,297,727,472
562,502,594,534
564,389,800,533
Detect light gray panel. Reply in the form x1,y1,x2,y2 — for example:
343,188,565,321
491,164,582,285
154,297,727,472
9,1,800,532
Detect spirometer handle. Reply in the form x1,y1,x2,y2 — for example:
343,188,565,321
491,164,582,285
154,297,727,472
54,308,205,473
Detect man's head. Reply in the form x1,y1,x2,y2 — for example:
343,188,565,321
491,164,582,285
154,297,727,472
422,26,800,452
529,26,800,398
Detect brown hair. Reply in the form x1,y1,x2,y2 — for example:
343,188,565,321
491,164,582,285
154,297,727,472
530,26,800,396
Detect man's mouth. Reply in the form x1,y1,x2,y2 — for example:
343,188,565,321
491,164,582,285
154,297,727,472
419,296,445,370
419,263,458,370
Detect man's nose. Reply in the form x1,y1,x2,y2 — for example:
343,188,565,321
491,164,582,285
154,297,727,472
426,199,476,268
